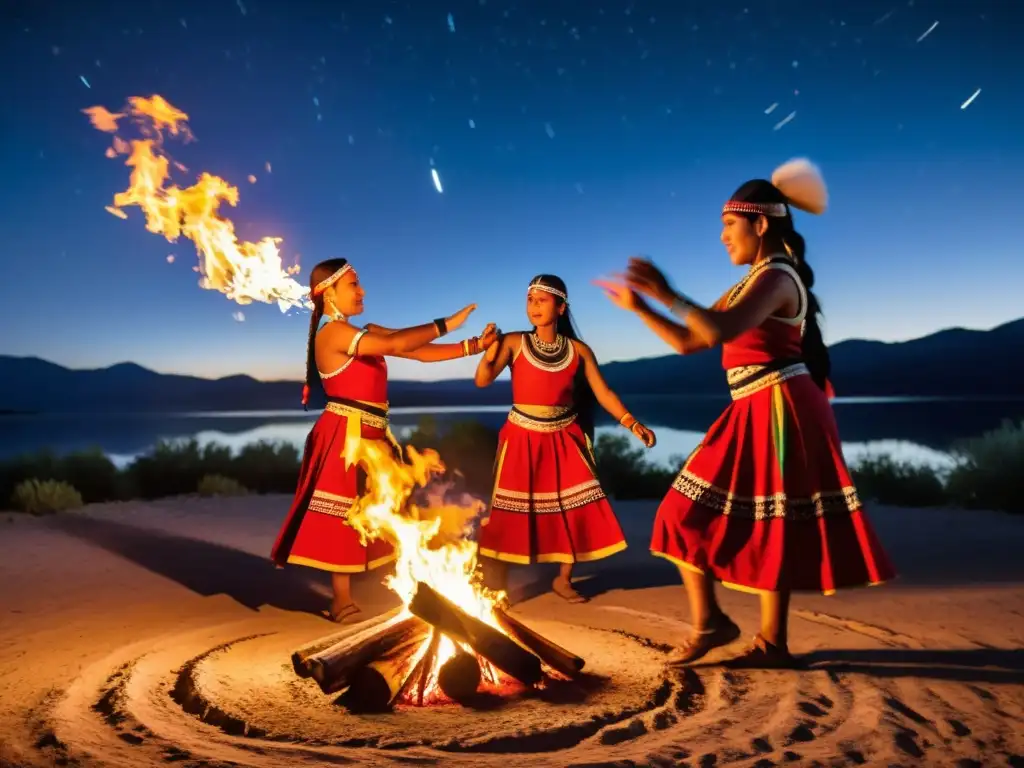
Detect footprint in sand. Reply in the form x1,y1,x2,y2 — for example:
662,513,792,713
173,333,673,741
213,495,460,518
797,700,828,717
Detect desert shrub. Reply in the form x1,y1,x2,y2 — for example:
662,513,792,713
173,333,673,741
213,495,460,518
0,451,62,507
851,454,948,508
11,478,83,514
126,440,234,499
592,433,675,499
56,448,124,503
231,440,301,493
197,473,249,497
946,419,1024,514
405,417,500,497
0,448,123,505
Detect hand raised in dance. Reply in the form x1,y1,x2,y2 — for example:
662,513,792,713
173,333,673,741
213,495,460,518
630,422,657,448
479,323,500,350
446,303,478,332
625,256,674,306
593,277,648,313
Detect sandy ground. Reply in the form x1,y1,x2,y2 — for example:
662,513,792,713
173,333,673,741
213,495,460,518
1,496,1023,768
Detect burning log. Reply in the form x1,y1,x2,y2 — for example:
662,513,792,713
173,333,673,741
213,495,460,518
340,623,432,712
494,606,585,678
437,649,481,702
291,608,402,678
310,614,427,695
402,628,442,707
409,582,542,686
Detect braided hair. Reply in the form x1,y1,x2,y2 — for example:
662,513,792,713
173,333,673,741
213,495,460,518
301,258,350,408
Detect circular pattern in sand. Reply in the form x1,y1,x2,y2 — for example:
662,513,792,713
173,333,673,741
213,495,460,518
183,618,675,751
38,605,1020,768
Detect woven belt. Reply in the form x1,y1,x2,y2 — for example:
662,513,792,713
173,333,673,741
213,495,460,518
726,359,808,400
324,397,399,465
325,397,389,430
508,404,577,432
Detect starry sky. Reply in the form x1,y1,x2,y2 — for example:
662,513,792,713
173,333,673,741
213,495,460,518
1,0,1021,382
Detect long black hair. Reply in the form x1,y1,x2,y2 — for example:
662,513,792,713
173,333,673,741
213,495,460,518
302,258,350,408
528,274,598,442
727,180,831,391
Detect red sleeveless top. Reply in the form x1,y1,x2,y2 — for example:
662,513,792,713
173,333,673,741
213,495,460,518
510,333,579,407
720,258,806,370
318,339,388,402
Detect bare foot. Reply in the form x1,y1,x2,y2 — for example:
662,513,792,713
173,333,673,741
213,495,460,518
667,613,741,666
552,577,588,604
723,634,802,669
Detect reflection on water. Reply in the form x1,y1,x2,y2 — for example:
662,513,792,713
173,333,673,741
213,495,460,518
4,396,1022,469
176,422,956,472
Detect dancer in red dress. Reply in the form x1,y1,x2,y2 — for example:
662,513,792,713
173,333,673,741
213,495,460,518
598,159,895,667
271,258,497,622
474,275,656,603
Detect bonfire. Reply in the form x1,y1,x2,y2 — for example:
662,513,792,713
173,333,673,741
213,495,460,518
86,95,587,711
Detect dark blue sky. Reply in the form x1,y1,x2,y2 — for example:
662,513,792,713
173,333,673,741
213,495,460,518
1,1,1021,381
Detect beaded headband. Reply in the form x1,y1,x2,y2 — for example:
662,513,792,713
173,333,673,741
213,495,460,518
528,284,569,304
722,200,788,218
312,264,354,296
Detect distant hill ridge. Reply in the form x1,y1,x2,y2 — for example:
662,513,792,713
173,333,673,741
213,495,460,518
1,318,1022,412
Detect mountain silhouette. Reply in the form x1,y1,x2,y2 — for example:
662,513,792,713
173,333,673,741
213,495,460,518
2,318,1021,413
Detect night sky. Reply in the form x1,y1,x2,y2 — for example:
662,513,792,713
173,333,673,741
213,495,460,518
1,1,1020,382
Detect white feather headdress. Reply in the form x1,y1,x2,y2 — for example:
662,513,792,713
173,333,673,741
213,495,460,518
771,158,828,215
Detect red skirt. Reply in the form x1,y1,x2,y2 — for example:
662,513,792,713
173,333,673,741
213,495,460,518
651,373,895,594
478,416,627,565
270,411,395,573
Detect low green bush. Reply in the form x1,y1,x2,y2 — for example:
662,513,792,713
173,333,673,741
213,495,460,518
946,419,1024,514
592,433,677,500
11,478,83,514
850,454,948,508
197,474,250,497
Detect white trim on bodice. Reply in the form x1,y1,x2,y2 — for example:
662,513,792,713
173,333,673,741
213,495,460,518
728,257,807,327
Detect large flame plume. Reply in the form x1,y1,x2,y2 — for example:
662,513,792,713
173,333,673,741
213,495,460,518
87,96,512,701
84,95,310,311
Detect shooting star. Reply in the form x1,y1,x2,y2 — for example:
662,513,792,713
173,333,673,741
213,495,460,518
773,111,796,131
917,20,938,42
961,88,981,110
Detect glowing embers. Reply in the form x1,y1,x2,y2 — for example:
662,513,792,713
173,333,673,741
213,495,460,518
292,585,585,712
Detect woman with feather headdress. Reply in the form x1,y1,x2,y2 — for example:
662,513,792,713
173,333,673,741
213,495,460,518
597,159,895,668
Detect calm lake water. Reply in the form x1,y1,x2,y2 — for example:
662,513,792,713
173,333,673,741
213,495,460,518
3,396,1024,470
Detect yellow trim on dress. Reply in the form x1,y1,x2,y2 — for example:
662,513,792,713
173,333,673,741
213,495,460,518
479,539,627,565
287,552,397,573
650,549,890,596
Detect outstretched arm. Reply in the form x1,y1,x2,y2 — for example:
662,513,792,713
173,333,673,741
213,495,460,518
631,304,716,355
365,323,496,362
574,341,655,447
324,304,477,358
475,332,519,387
627,258,794,347
665,272,793,346
595,280,718,356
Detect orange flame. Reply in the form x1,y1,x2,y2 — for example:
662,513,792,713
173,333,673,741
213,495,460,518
85,95,309,311
343,436,510,699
